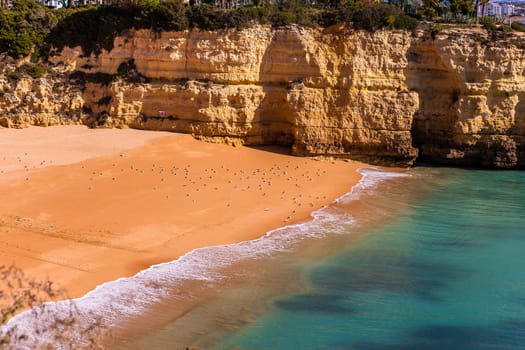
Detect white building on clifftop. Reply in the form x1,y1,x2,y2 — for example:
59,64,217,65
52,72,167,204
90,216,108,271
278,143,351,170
501,3,515,16
478,1,515,17
0,0,13,8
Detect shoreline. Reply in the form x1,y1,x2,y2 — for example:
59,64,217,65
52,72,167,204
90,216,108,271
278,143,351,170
4,166,377,349
0,125,365,301
101,167,408,349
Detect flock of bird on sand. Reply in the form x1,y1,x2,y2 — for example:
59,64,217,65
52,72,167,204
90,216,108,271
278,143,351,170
1,151,332,224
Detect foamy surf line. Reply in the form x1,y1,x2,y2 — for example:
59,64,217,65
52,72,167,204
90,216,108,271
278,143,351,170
1,168,409,349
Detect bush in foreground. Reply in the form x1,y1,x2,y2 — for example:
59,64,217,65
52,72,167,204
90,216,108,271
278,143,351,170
0,265,107,349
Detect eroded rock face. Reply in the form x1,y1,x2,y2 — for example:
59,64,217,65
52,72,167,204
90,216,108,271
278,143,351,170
3,26,525,168
0,63,85,128
50,26,420,166
406,29,525,168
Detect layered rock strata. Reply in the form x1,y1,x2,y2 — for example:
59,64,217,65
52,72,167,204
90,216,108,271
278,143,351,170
407,30,525,168
0,63,85,128
53,26,420,166
2,26,525,168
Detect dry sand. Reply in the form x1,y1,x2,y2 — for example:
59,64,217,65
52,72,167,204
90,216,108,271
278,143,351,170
0,125,364,299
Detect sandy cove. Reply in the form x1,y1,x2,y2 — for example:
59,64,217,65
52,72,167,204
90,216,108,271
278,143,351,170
0,125,364,299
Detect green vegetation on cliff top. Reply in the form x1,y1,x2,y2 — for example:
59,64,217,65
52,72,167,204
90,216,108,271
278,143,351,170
1,0,419,59
0,0,520,60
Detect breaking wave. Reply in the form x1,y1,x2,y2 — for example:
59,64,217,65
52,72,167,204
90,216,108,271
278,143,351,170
1,168,409,349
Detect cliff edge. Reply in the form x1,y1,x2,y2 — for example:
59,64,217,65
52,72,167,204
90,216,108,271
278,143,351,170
1,25,524,168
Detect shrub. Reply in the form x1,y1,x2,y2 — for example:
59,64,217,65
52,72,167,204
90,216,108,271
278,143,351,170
270,9,297,27
0,265,60,326
498,24,512,32
187,5,256,30
335,0,364,23
21,64,48,79
481,16,497,31
0,265,108,349
351,3,416,31
236,6,270,27
150,0,189,31
6,71,22,84
511,21,525,32
0,0,57,58
188,5,222,30
1,0,422,59
47,6,137,56
393,14,419,30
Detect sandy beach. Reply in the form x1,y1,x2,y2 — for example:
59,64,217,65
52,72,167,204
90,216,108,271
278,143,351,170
0,125,364,299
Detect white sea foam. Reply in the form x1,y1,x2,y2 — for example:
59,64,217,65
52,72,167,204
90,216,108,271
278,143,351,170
340,168,411,202
0,167,409,349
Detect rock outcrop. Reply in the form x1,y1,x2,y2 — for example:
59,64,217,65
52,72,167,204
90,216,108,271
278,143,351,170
2,25,525,168
0,61,85,128
51,26,420,166
407,30,525,168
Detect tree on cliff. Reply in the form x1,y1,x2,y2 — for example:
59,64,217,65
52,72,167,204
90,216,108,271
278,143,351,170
421,0,440,19
1,0,422,60
0,0,56,59
449,0,473,15
479,0,489,17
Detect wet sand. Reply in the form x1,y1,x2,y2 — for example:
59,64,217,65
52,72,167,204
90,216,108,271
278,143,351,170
0,125,364,299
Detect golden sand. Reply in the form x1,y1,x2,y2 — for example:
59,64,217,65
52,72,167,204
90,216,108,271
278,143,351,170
0,126,364,298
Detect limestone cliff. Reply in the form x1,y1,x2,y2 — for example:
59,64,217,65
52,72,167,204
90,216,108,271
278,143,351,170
0,61,85,128
2,26,525,168
51,26,420,166
407,30,525,168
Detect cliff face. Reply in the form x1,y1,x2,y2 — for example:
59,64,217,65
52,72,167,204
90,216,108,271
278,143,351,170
0,64,85,128
407,30,525,168
52,26,419,165
2,26,525,168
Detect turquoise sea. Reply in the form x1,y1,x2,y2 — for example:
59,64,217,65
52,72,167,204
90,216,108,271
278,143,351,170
110,167,525,350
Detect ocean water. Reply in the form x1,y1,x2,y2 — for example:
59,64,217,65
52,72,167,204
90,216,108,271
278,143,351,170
113,167,525,350
4,167,525,350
